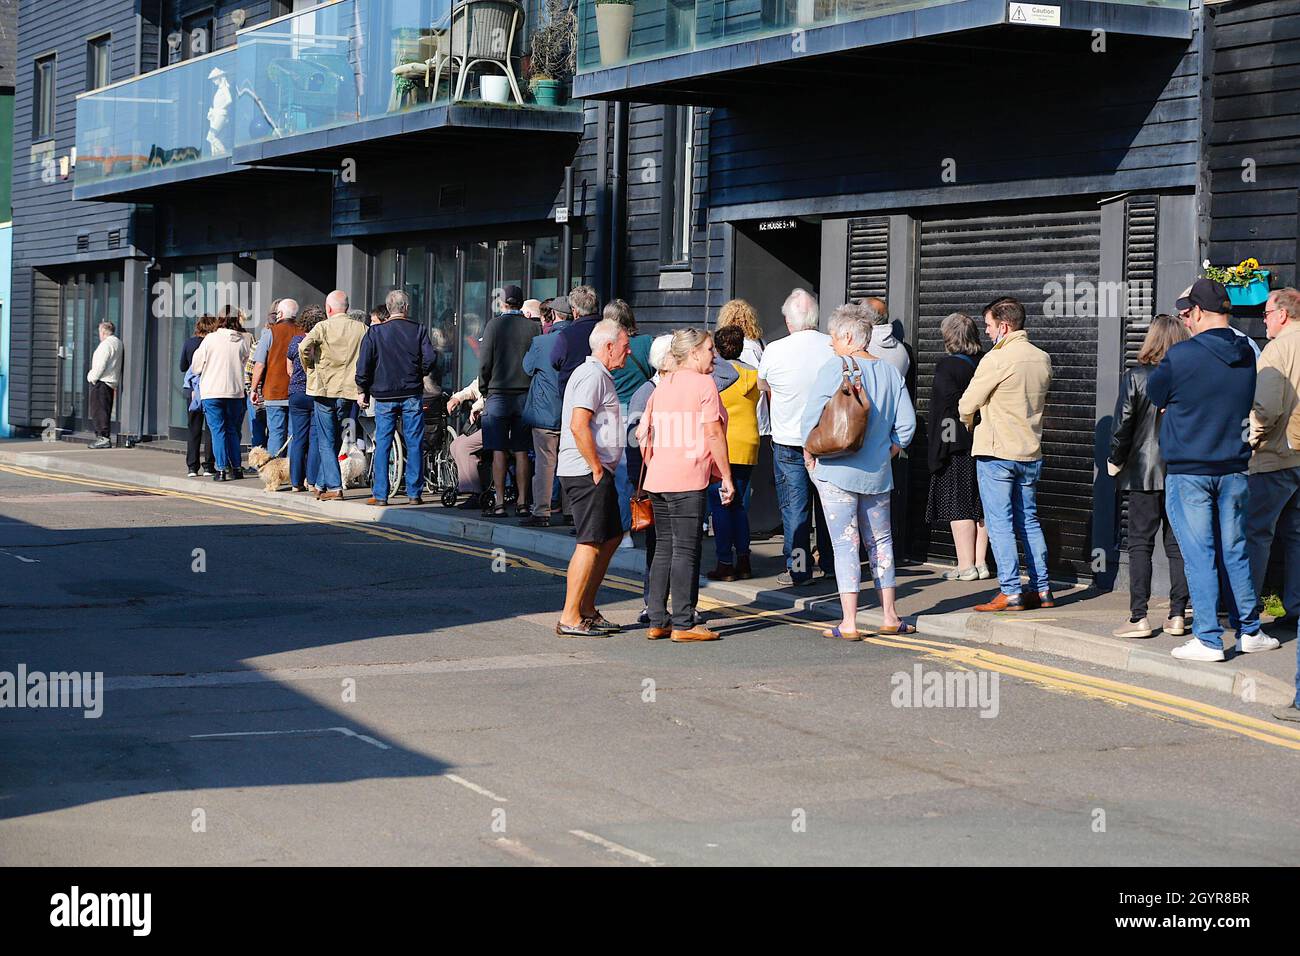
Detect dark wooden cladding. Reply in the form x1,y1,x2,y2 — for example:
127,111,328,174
1206,0,1300,289
907,206,1101,577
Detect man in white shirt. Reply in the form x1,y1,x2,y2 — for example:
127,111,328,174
757,288,835,586
86,321,123,449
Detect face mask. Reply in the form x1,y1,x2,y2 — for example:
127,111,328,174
990,326,1005,345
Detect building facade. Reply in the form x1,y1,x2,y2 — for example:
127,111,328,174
6,0,1299,586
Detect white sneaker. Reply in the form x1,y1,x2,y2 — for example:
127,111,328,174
975,564,991,580
1239,632,1281,654
1171,638,1226,662
618,533,634,550
943,567,979,581
1163,616,1186,636
187,471,198,478
1112,617,1153,639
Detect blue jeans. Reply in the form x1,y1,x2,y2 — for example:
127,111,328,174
1164,472,1260,650
614,449,633,532
708,463,753,564
976,457,1050,595
202,397,246,473
311,397,351,491
248,396,267,448
773,442,834,582
288,393,317,489
264,404,289,455
372,396,424,502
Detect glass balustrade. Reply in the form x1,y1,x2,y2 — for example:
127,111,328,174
75,49,236,187
577,0,1190,72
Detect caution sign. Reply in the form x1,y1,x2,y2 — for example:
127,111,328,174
1009,2,1060,26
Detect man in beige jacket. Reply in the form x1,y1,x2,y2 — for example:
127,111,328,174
300,290,366,499
958,297,1054,612
1247,287,1300,722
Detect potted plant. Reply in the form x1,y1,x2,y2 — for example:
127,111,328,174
1203,257,1272,307
528,0,576,106
595,0,634,66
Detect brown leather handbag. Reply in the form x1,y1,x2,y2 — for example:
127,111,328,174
629,430,655,532
804,357,870,458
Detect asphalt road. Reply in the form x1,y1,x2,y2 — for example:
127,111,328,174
1,465,1297,866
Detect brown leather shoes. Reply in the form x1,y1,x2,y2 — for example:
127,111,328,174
408,497,424,506
670,626,720,642
734,554,752,579
365,497,387,507
647,627,671,640
706,563,736,582
973,591,1026,612
317,489,344,501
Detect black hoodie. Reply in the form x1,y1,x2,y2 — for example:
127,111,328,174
1146,328,1256,476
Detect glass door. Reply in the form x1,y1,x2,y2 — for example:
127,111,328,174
459,241,490,389
168,264,218,437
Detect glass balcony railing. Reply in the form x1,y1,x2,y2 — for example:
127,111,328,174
576,0,1190,72
75,49,237,188
236,0,576,150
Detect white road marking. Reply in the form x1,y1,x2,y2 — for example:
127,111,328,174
106,652,601,692
490,837,553,866
0,549,39,563
569,829,660,866
444,774,508,803
189,726,391,750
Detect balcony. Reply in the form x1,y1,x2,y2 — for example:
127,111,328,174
75,0,583,200
573,0,1193,103
233,0,583,167
74,49,240,200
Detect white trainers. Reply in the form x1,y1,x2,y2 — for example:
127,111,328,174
1171,638,1226,662
943,567,979,581
1238,632,1281,654
1163,616,1186,636
975,564,991,580
1112,617,1154,639
618,533,634,550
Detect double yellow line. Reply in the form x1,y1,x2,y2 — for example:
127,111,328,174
5,460,1300,753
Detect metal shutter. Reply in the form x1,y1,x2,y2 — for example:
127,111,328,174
845,217,890,301
909,207,1102,577
1117,196,1159,549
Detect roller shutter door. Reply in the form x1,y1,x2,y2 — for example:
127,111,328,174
908,206,1102,577
1117,197,1159,550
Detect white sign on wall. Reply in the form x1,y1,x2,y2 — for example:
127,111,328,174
1009,2,1061,26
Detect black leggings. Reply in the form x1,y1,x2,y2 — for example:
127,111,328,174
646,489,706,630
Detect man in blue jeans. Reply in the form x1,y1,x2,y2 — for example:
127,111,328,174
959,298,1054,611
356,289,438,506
1148,278,1279,662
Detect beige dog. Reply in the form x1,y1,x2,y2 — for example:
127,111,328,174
247,445,291,492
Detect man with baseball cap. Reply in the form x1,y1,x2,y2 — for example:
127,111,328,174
1175,282,1261,358
1148,277,1278,662
478,284,539,515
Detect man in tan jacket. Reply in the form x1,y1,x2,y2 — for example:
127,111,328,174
1247,287,1300,722
300,290,366,499
958,297,1054,612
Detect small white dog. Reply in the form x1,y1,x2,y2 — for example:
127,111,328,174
247,445,291,492
339,443,369,489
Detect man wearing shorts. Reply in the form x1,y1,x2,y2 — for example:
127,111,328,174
556,319,631,637
478,284,539,515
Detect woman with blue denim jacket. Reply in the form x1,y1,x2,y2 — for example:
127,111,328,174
801,303,917,640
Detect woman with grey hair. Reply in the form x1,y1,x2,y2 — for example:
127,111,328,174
801,304,916,638
927,312,990,580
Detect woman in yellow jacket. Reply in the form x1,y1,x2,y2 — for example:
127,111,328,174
707,325,761,581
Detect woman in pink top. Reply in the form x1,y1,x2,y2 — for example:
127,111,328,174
637,329,735,642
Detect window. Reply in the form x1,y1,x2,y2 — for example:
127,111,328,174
182,8,214,60
33,55,55,140
660,106,695,267
87,35,111,90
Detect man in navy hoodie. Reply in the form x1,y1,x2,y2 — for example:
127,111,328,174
356,289,438,506
1147,278,1280,662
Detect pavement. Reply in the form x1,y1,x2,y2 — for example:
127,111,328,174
1,437,1296,709
3,454,1300,866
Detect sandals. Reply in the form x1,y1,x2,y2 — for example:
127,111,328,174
876,622,916,635
822,626,863,641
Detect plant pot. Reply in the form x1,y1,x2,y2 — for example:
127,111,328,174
1226,271,1271,307
532,79,564,107
479,75,511,104
596,3,634,66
